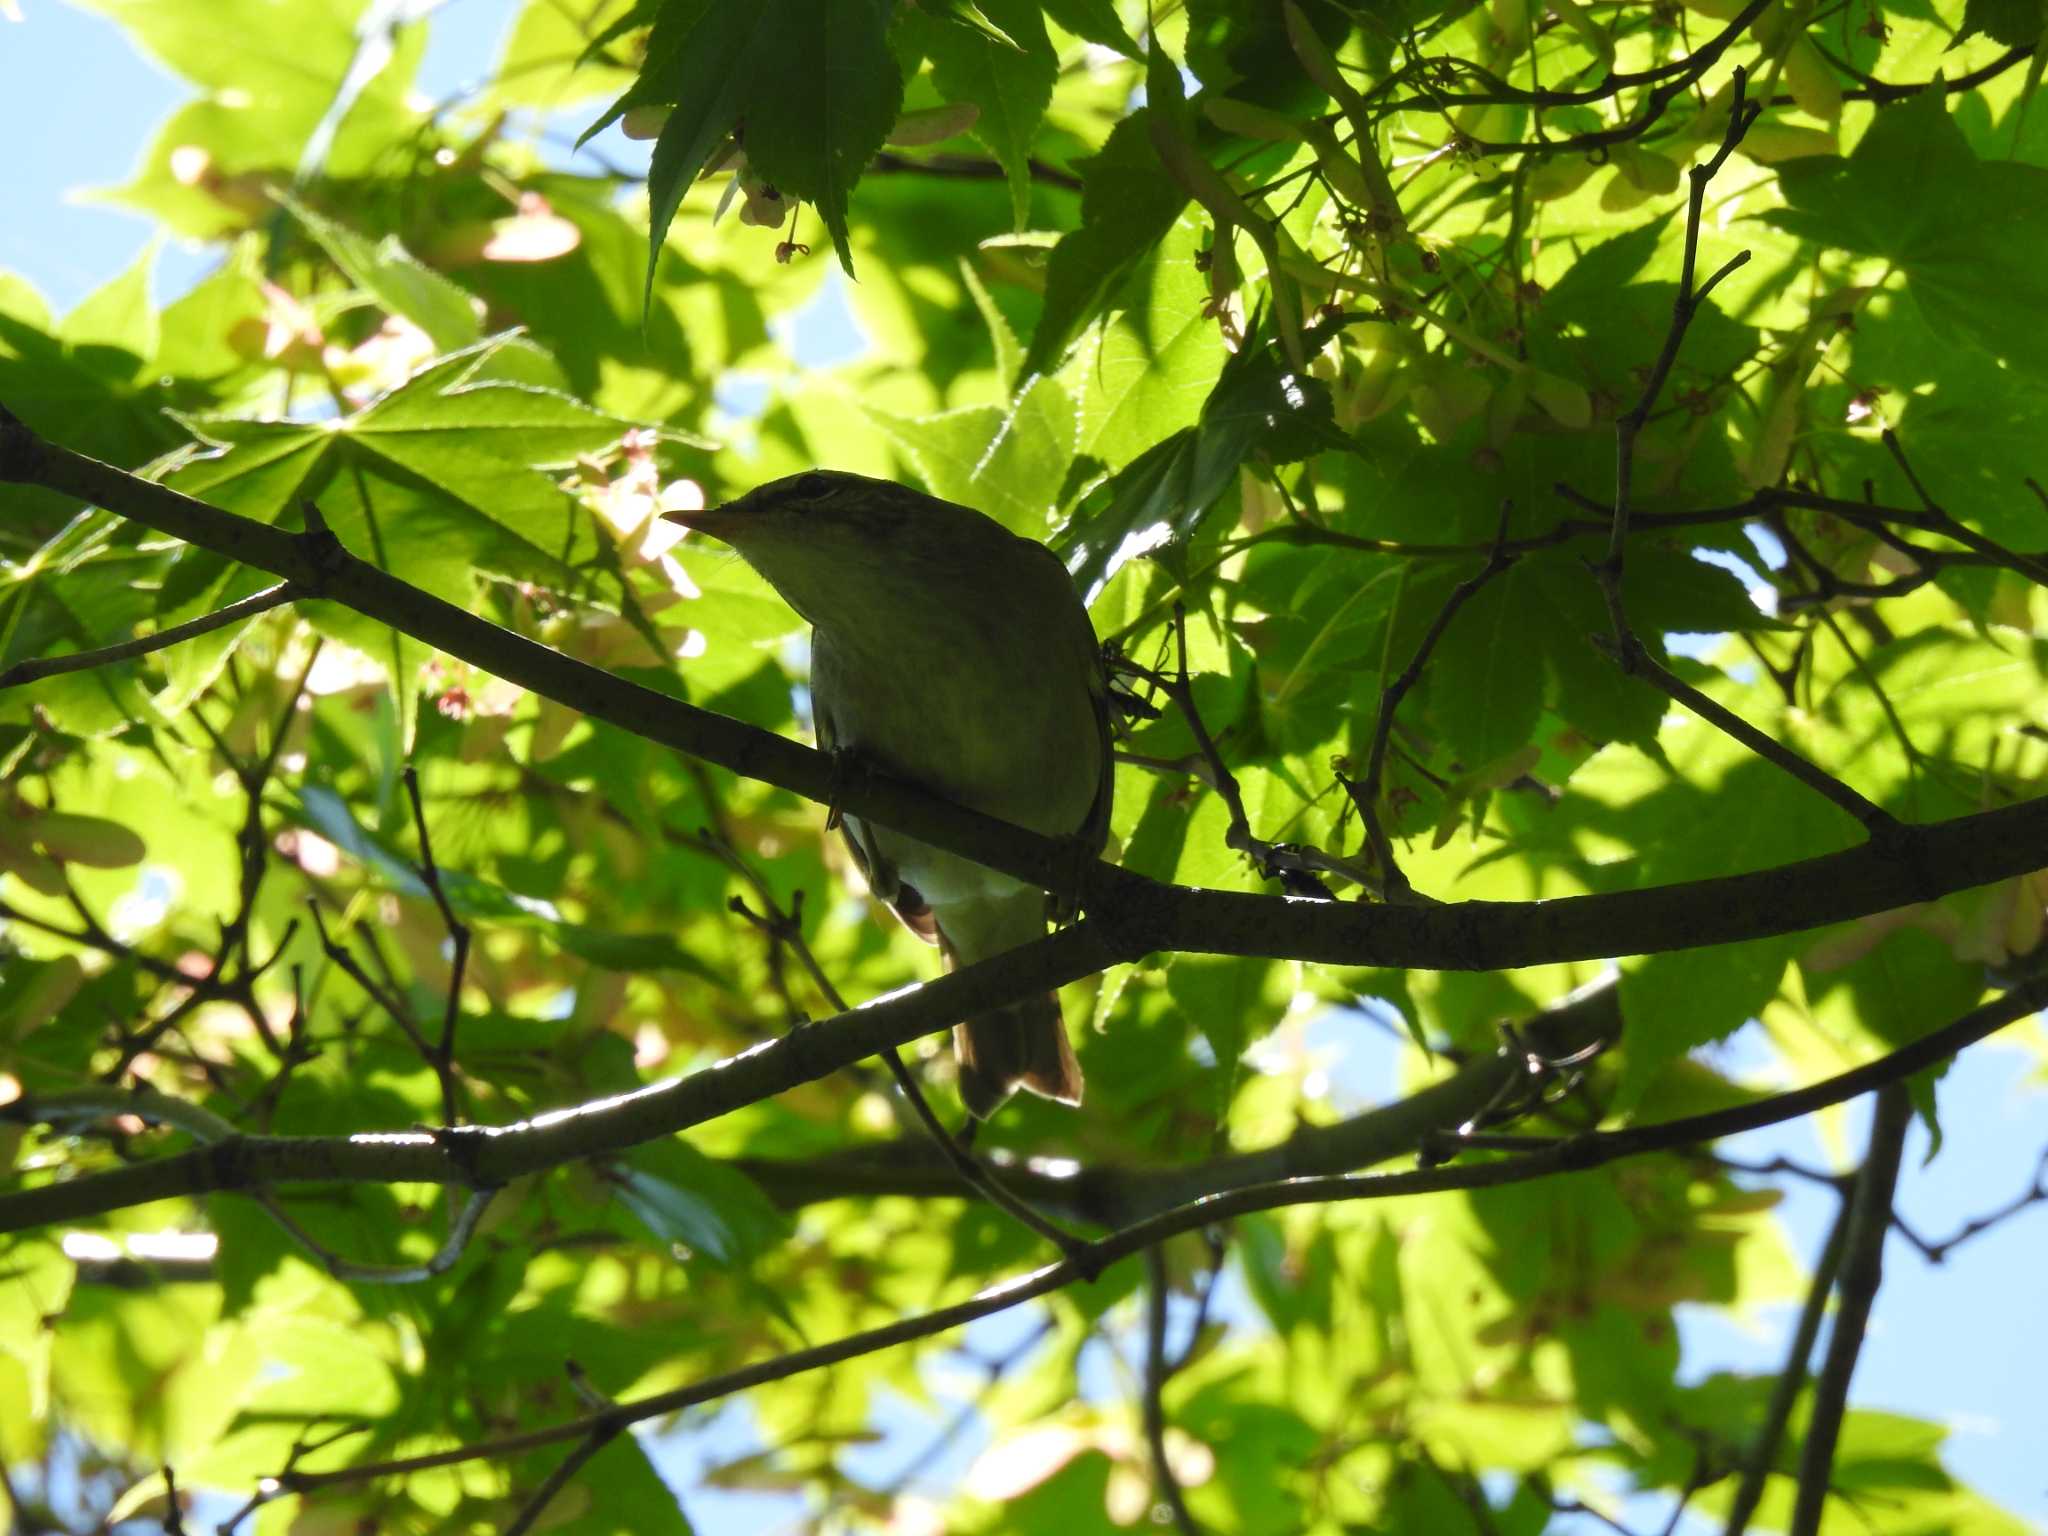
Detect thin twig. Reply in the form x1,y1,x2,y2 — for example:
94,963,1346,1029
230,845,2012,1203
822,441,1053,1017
870,150,1084,193
1171,1226,1229,1372
216,1423,372,1533
161,1461,188,1535
1592,631,1898,834
254,1186,498,1285
876,1316,1055,1496
304,898,434,1062
1143,1243,1204,1535
0,582,299,690
1881,428,2048,587
1788,1084,1913,1536
246,964,317,1133
1811,604,1923,779
1601,65,1756,577
113,639,321,1074
1441,1463,1509,1536
402,764,470,1125
1419,1023,1610,1161
1110,608,1341,897
502,1423,620,1536
1347,498,1519,900
1456,0,1773,156
1553,478,2048,588
1544,1491,1641,1536
1723,1180,1854,1536
1583,69,1901,841
1659,1452,1716,1536
1890,1143,2048,1263
708,829,1096,1270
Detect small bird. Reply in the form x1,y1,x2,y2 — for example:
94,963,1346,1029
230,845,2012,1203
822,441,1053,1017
666,470,1111,1117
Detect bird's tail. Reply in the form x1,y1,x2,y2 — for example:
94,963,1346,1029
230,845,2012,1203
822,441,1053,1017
935,890,1084,1118
954,993,1083,1120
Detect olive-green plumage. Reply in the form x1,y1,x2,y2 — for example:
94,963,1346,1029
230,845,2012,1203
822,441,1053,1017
667,470,1110,1117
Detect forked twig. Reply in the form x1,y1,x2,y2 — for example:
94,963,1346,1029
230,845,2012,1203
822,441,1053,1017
1347,499,1521,900
711,836,1097,1271
1588,69,1899,842
402,765,471,1125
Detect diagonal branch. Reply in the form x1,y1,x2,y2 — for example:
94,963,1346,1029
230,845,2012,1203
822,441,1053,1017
0,581,300,690
212,978,2044,1504
715,858,1094,1266
1587,71,1896,841
1144,1243,1204,1535
1350,498,1519,900
0,410,1084,904
4,409,2043,980
4,901,2048,1236
401,765,471,1126
1788,1084,1913,1536
1723,1178,1854,1536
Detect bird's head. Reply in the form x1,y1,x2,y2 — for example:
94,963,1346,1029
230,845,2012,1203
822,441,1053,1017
663,470,987,628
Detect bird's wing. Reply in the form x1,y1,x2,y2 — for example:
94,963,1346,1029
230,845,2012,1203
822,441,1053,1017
1030,538,1115,856
1078,631,1115,854
813,625,940,946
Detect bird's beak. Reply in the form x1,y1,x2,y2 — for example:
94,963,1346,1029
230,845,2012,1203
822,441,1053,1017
660,502,738,538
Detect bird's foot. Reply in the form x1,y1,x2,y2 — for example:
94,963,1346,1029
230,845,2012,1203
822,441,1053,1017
823,743,857,832
1045,832,1098,923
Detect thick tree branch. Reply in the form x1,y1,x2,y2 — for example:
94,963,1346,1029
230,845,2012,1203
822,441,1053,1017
737,979,1620,1224
227,980,2041,1502
0,411,1082,902
6,413,2041,979
7,950,2038,1287
1890,1143,2048,1262
1376,0,1771,111
12,979,1619,1239
8,416,2048,1244
7,849,2047,1231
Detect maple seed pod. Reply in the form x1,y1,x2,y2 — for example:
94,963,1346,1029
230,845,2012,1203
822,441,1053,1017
1524,367,1593,430
1599,166,1654,213
1783,36,1843,121
886,103,980,147
31,812,148,868
1614,146,1681,194
0,834,66,896
1527,155,1596,202
1336,332,1416,426
1202,96,1305,141
12,953,87,1037
1740,122,1839,163
621,104,670,141
1204,225,1241,312
1490,0,1531,52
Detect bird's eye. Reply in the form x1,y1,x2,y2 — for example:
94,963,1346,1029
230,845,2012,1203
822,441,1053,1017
795,472,843,502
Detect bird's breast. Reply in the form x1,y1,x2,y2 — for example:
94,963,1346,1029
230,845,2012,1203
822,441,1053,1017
809,603,1100,837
